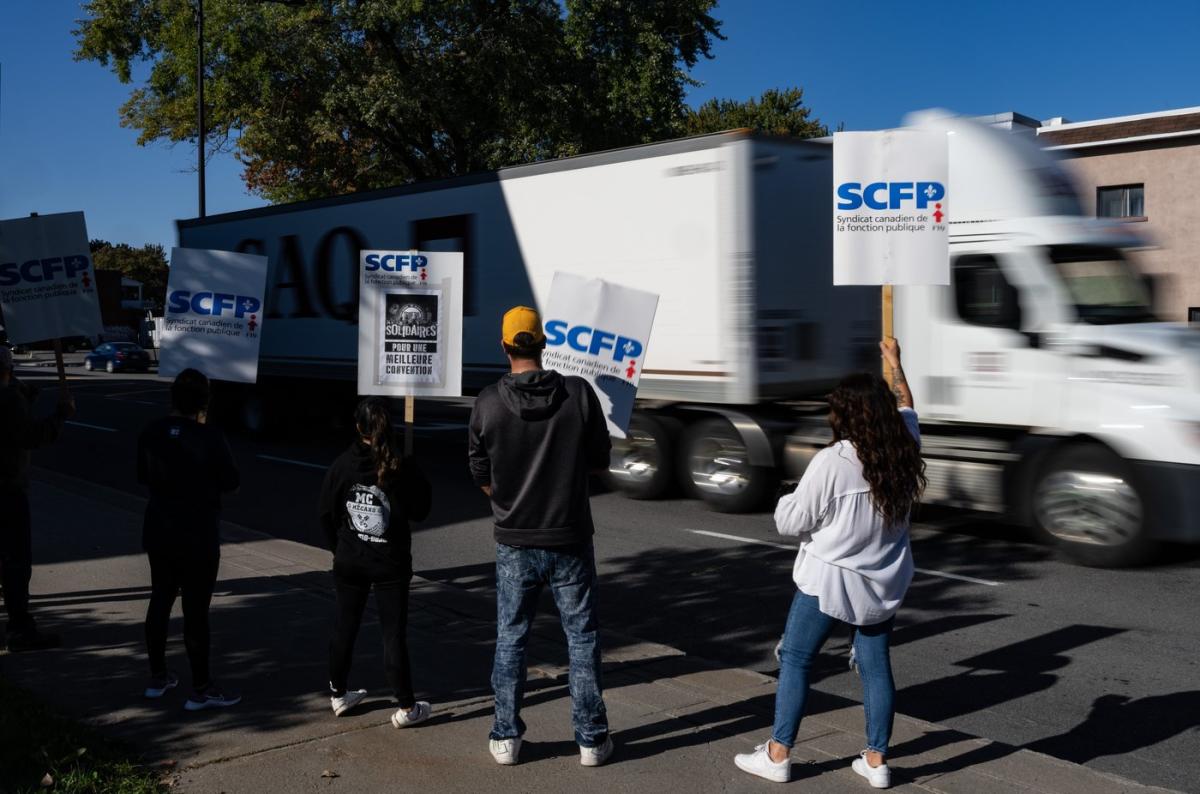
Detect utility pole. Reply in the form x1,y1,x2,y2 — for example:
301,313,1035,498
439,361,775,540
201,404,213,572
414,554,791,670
196,0,206,218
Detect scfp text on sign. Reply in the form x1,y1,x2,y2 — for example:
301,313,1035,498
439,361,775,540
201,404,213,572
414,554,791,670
363,253,429,272
168,290,262,318
835,182,946,211
544,320,644,362
0,256,91,286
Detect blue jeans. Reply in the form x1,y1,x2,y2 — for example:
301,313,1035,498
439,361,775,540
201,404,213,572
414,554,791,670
772,591,896,754
491,542,609,747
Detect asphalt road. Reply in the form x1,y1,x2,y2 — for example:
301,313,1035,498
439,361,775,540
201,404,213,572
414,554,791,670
15,360,1200,791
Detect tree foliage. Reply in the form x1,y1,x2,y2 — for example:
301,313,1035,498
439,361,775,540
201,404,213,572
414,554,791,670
74,0,743,203
686,87,828,138
89,239,170,308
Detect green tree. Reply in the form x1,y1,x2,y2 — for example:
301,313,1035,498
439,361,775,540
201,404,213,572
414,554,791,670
89,239,170,310
686,87,828,138
74,0,725,204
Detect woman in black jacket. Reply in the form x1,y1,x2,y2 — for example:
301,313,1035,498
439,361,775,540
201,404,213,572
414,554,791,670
318,397,432,726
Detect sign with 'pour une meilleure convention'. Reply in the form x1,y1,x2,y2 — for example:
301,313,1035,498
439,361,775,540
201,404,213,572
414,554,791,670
357,250,464,398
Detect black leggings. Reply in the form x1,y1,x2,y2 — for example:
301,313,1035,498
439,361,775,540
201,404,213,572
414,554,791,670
0,487,34,635
145,549,220,689
329,559,414,708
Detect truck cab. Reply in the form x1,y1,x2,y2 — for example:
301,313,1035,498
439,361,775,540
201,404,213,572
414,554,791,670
894,112,1200,565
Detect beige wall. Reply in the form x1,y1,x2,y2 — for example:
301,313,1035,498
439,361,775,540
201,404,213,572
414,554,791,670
1058,139,1200,321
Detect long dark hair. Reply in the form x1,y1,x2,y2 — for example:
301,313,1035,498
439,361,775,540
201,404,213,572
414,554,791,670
828,373,926,527
355,397,401,487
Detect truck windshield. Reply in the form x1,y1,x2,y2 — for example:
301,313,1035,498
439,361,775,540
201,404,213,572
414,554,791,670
1048,245,1157,325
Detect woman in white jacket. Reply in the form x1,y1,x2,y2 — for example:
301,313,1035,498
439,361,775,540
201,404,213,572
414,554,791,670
735,339,925,788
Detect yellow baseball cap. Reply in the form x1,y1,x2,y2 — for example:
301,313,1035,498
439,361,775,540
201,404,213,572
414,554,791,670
502,305,547,347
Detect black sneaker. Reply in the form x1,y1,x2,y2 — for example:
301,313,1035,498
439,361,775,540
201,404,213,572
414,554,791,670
145,671,180,699
185,683,242,711
6,630,61,652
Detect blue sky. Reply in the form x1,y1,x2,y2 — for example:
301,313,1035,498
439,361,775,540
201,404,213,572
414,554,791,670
2,1,1198,251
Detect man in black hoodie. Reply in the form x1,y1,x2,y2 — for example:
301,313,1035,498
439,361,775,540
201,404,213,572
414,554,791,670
468,306,614,768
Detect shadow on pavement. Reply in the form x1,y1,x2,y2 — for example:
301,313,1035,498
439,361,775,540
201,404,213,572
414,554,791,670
1028,690,1200,764
7,473,1196,791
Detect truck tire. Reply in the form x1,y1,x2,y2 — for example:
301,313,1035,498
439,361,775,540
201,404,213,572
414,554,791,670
238,391,273,437
605,414,678,500
682,418,776,513
1032,444,1157,567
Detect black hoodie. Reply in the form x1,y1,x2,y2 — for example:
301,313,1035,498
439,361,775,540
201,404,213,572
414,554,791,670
1,379,67,491
318,442,431,575
468,370,611,547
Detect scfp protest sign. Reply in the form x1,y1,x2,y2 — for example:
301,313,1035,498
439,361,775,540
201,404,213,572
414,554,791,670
0,212,102,345
159,248,269,383
357,250,463,397
833,130,950,286
542,272,659,438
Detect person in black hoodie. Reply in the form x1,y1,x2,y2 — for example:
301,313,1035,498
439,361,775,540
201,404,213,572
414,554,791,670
468,306,614,767
138,368,241,709
319,397,433,726
1,345,74,652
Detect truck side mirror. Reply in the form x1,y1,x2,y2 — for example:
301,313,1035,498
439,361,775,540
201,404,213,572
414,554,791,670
1141,273,1158,310
1000,282,1023,331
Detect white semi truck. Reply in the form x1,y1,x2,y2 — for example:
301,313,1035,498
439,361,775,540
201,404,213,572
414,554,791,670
178,113,1200,566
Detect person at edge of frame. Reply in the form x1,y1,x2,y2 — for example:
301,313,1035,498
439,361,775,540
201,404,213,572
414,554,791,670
734,338,925,789
0,345,74,652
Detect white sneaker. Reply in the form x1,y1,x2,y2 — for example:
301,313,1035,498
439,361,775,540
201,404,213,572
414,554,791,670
734,743,791,783
390,701,432,728
852,751,891,788
184,683,241,711
331,689,367,717
144,671,179,699
579,736,614,767
489,737,522,765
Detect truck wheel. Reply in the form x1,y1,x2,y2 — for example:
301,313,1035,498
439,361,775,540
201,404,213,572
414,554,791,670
238,392,272,437
1032,444,1157,567
682,418,775,513
605,414,677,499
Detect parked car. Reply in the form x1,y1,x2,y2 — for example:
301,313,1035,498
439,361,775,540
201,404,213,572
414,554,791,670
85,342,151,373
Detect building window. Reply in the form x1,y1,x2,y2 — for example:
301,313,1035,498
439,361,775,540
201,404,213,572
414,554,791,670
1097,185,1145,220
1189,307,1200,324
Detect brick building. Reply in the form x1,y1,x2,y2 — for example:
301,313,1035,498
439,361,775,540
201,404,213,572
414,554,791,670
1036,107,1200,322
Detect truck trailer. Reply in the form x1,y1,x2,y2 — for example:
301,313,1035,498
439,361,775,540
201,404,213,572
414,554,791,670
178,113,1200,566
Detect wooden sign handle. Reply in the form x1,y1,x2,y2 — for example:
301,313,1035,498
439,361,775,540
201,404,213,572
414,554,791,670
51,338,69,397
882,284,895,386
403,394,415,456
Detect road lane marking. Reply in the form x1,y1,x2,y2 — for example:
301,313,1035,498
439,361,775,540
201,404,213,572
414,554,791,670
257,454,327,471
103,388,168,398
415,421,469,432
65,421,118,433
912,568,1001,587
683,529,1002,587
687,529,796,550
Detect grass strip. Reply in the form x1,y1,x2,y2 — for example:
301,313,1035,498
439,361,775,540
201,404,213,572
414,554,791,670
0,674,168,794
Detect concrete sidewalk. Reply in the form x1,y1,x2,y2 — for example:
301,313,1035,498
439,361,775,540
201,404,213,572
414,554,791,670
0,470,1174,793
